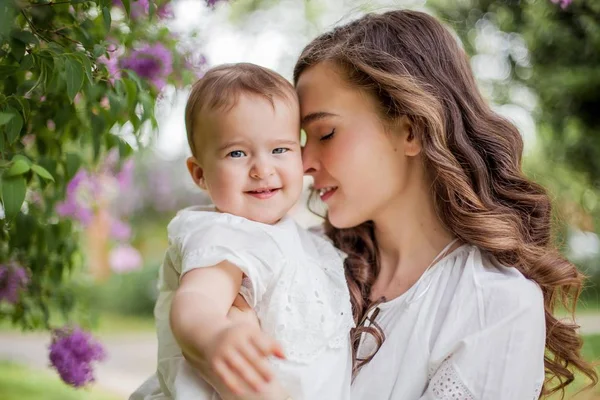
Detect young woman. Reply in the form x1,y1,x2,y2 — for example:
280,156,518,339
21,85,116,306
291,9,596,398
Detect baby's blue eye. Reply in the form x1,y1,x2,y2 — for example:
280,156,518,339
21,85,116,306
228,150,246,158
273,148,289,154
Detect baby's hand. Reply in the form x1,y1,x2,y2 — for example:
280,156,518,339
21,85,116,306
209,321,285,395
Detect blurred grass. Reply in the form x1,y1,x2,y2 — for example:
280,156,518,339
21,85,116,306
0,361,119,400
91,311,154,335
0,311,154,335
549,334,600,399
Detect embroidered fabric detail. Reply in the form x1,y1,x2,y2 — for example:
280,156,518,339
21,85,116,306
257,232,355,363
429,359,474,400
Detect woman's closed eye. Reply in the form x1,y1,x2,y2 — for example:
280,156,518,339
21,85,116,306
320,128,335,141
228,150,246,158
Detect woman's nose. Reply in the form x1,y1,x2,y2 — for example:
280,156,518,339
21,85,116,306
302,143,318,175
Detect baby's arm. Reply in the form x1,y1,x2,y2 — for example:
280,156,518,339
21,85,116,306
170,261,286,396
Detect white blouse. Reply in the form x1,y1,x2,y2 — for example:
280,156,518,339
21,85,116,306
351,244,546,400
148,207,354,400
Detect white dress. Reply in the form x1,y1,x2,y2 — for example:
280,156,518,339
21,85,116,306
351,244,546,400
137,206,354,400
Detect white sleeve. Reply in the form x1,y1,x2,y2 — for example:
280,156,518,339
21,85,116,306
421,280,546,400
168,212,282,307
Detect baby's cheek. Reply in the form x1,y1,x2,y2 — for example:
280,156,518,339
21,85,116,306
208,169,244,204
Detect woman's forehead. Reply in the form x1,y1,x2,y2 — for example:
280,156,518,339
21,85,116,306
296,63,379,123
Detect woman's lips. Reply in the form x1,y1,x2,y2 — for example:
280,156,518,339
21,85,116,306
318,186,337,202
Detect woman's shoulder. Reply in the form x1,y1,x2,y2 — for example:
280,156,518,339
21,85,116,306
451,245,544,322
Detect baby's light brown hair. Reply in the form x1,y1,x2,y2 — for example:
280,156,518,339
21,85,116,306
185,62,298,158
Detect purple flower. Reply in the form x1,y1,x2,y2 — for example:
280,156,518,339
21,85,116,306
49,326,106,388
56,155,135,225
157,3,174,19
109,244,143,273
120,43,173,90
110,217,132,241
98,53,121,83
205,0,224,7
0,263,29,304
116,159,135,190
551,0,573,9
56,169,98,225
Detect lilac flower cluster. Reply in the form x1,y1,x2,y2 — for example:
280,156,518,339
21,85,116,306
56,150,143,273
49,326,106,388
56,155,133,236
120,43,173,90
0,263,29,304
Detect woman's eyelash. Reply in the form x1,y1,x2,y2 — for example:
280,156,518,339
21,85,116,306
320,129,335,141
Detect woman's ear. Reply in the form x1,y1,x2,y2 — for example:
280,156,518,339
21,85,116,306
398,116,421,157
186,156,207,190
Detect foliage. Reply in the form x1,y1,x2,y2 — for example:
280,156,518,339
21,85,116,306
0,0,202,338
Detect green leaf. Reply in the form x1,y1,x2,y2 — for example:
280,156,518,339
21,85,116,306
65,152,82,180
91,113,105,160
0,2,16,41
19,54,35,71
75,53,93,84
5,159,30,177
0,112,14,125
65,57,84,103
1,176,26,221
102,7,112,32
10,38,25,62
0,65,19,78
11,30,39,45
123,78,138,109
11,155,32,165
121,0,131,16
31,164,55,182
93,44,107,58
5,108,23,144
14,97,30,123
148,0,156,18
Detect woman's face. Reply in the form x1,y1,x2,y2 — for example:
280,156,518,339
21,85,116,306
297,62,421,229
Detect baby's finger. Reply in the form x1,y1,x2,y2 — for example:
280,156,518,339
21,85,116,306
240,341,274,383
213,358,245,395
251,334,286,360
225,349,268,393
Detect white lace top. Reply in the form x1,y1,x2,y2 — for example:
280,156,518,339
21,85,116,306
152,207,354,400
352,244,546,400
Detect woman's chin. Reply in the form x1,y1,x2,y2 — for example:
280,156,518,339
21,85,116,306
327,208,366,229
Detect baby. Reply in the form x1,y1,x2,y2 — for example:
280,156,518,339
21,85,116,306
136,63,353,400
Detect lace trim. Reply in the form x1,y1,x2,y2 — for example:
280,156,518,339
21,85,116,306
429,359,474,400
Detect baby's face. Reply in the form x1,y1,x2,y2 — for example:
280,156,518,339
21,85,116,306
193,94,303,224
